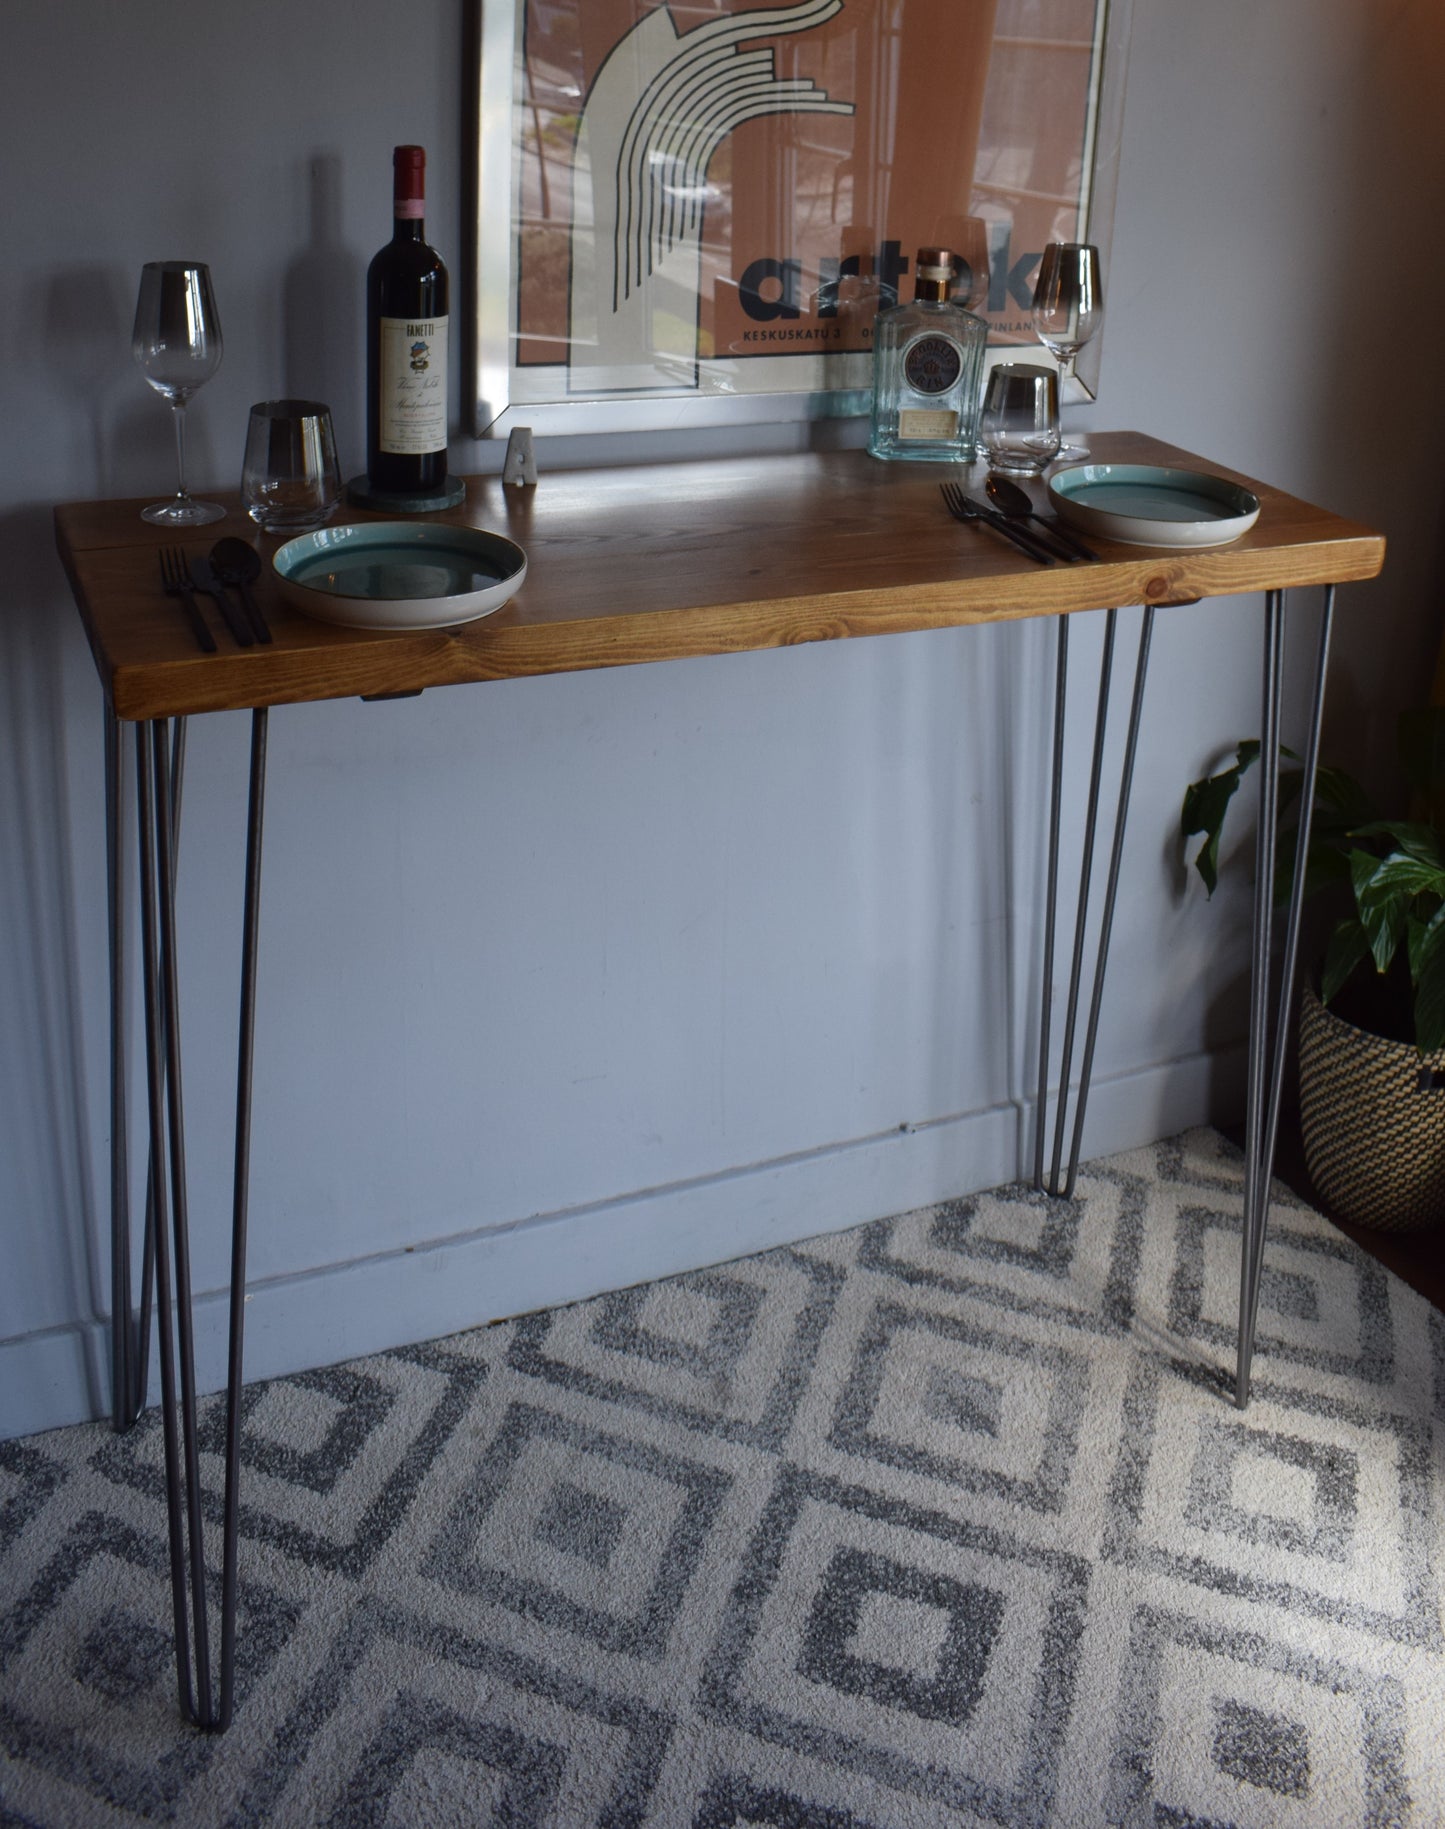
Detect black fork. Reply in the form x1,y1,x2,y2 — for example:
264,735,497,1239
158,548,217,654
939,483,1054,563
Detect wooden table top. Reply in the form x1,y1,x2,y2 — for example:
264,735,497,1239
55,433,1385,723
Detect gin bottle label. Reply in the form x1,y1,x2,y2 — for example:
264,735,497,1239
903,334,963,395
897,407,960,439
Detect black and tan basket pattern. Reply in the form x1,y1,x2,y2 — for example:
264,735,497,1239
1298,978,1445,1231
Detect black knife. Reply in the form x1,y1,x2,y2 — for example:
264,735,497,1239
958,492,1063,564
189,554,254,647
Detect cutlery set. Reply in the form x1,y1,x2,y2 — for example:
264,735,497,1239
156,539,271,651
939,476,1097,565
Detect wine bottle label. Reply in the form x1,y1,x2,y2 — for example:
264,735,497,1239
378,315,448,454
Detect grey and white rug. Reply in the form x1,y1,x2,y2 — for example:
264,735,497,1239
2,1128,1442,1827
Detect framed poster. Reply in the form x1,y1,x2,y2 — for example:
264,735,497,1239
468,0,1132,437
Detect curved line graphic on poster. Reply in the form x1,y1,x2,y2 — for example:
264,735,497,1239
644,69,806,281
658,74,830,272
614,0,845,304
646,55,773,266
566,0,852,393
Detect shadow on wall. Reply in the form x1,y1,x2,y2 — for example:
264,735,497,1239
41,263,197,502
42,266,136,498
0,505,108,1419
283,151,365,478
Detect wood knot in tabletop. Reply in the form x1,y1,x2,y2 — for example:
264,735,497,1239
1142,569,1203,608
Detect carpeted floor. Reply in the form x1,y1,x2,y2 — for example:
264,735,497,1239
1,1128,1442,1827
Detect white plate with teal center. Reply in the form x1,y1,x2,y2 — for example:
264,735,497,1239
1047,464,1260,548
273,522,527,629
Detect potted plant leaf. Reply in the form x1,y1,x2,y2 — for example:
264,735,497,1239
1181,706,1445,1230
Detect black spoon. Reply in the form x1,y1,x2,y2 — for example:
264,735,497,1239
210,537,272,643
983,473,1098,561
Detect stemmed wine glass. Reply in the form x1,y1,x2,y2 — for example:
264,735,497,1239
1030,243,1103,461
132,261,225,526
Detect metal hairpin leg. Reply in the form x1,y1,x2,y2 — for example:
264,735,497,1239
1236,586,1335,1408
1032,619,1068,1192
106,701,133,1430
1034,605,1155,1199
107,705,185,1431
126,708,269,1729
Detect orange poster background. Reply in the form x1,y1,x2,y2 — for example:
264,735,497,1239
515,0,1101,372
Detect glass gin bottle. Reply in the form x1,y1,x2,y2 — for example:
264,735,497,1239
867,247,987,463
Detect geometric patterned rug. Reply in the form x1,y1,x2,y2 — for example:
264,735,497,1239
2,1128,1442,1827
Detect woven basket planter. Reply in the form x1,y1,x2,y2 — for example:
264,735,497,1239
1298,978,1445,1231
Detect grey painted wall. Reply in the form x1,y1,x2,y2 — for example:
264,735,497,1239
4,1,1441,1436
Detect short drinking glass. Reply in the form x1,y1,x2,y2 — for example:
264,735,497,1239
241,400,341,532
979,364,1060,475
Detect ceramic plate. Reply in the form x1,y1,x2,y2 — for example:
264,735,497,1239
272,522,527,629
1047,464,1261,548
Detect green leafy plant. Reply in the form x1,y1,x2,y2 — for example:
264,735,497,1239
1180,707,1445,1054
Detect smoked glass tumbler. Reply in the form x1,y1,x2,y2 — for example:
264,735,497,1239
241,400,341,532
979,364,1060,475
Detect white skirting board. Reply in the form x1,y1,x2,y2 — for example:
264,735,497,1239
0,1044,1244,1440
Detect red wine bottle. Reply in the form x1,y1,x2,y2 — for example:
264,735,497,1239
366,145,449,497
